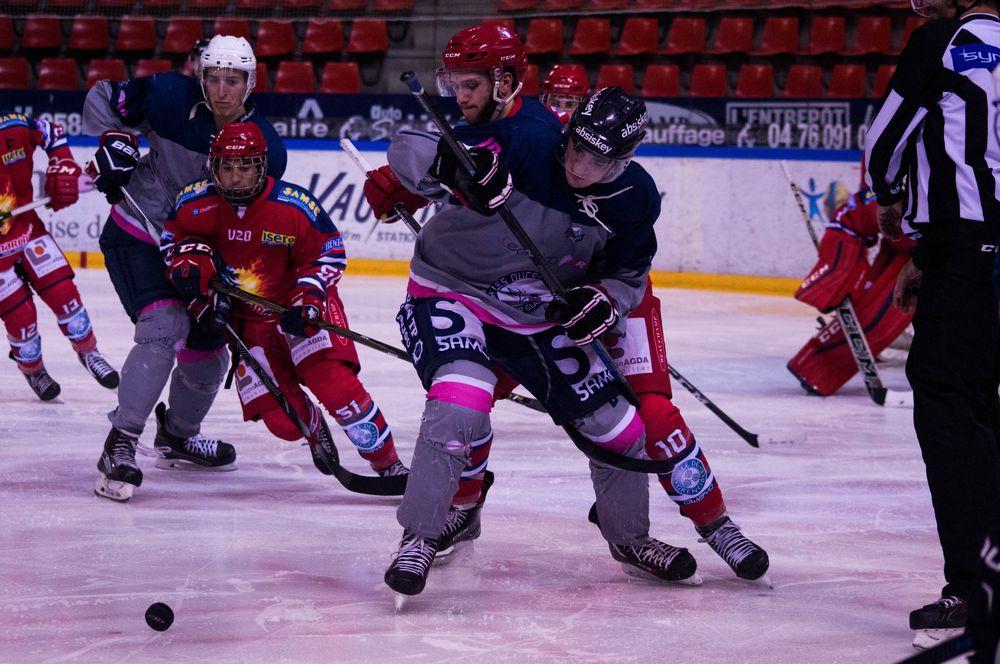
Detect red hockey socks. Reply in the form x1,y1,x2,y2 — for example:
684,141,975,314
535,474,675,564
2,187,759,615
2,295,43,374
37,278,96,354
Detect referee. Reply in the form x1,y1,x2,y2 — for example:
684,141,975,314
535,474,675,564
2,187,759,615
865,0,1000,649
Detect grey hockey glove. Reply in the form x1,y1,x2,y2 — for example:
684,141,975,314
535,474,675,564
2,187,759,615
546,285,619,346
85,131,139,204
430,142,512,216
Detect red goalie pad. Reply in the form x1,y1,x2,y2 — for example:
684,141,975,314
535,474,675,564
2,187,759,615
795,230,868,313
788,249,913,396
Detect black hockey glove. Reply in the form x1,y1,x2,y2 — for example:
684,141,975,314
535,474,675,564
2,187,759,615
85,131,139,204
280,284,325,337
168,239,216,300
430,142,512,216
546,285,620,346
187,292,232,335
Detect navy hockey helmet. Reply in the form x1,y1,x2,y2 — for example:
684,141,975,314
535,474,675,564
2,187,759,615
562,86,648,185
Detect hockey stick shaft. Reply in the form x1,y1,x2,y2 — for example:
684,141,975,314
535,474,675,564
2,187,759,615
339,138,423,238
667,365,759,448
400,71,639,407
0,196,52,224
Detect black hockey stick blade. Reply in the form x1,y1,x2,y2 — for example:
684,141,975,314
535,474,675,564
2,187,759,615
894,633,973,664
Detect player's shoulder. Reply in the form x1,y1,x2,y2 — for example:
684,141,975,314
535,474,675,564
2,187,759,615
266,180,334,230
615,162,660,214
173,178,218,213
908,17,963,54
0,112,31,131
514,98,566,131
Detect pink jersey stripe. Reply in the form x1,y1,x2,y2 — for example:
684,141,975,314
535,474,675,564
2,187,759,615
427,381,493,413
596,411,645,454
111,206,157,245
177,346,227,364
137,299,177,317
406,278,553,334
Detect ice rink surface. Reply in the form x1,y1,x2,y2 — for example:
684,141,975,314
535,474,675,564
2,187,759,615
0,270,939,663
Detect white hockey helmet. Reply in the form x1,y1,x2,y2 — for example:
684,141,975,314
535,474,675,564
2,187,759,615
200,35,257,105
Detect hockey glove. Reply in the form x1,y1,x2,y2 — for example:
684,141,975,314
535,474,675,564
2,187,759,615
85,131,139,205
430,142,512,216
44,158,82,211
795,231,867,313
168,239,216,300
546,285,619,346
187,291,232,335
363,165,430,223
280,285,325,337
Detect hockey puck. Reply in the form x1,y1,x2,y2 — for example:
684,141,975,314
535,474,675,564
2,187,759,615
145,602,173,631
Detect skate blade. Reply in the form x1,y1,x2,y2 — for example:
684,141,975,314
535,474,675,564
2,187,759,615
621,563,703,586
154,458,237,472
912,628,963,651
434,540,475,566
393,593,408,612
751,574,774,590
94,474,134,502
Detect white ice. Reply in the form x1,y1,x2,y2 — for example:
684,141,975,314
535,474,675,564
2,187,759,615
0,271,941,663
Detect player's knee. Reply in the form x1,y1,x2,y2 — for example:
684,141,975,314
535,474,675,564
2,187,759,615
639,392,696,463
261,409,303,442
175,346,228,395
301,360,366,411
577,401,644,455
134,301,189,354
417,397,489,462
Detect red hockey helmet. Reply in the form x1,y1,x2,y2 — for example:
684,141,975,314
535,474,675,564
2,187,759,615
210,122,268,205
540,64,590,113
437,24,528,112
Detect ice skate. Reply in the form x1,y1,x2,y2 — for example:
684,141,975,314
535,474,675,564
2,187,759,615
385,531,439,603
697,516,772,587
436,471,492,563
588,503,700,584
910,595,968,651
376,459,409,478
77,349,120,389
22,368,60,402
153,402,236,471
95,427,142,502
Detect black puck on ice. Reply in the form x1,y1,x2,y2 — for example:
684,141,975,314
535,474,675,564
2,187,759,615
145,602,174,631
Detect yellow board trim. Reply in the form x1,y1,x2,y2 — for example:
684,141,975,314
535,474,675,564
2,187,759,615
65,253,798,297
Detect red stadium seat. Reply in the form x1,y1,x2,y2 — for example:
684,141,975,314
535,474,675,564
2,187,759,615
706,16,754,55
806,16,846,55
256,21,296,58
22,16,63,51
587,0,629,8
139,0,182,10
135,59,172,78
754,17,799,55
660,17,706,55
482,18,515,33
48,0,88,9
70,16,109,53
497,0,537,10
612,18,658,56
783,64,823,98
373,0,414,10
116,17,157,54
346,19,389,54
893,15,927,54
844,15,891,55
187,0,228,10
163,18,205,56
873,64,895,98
320,61,360,93
212,19,251,42
235,0,274,9
37,58,78,89
0,17,14,53
95,0,133,9
827,63,866,98
521,63,539,96
525,19,563,56
254,62,269,92
328,0,368,9
303,19,344,56
690,63,727,97
540,0,582,8
735,63,774,98
0,57,29,89
284,0,324,11
595,64,633,95
274,61,315,93
86,58,127,89
569,18,610,56
641,63,679,98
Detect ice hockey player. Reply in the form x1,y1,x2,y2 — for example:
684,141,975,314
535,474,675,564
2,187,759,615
0,111,119,401
82,35,287,502
163,122,406,478
788,184,915,396
539,64,590,114
365,25,769,596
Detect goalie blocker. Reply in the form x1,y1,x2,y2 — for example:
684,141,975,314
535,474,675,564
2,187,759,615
788,190,915,396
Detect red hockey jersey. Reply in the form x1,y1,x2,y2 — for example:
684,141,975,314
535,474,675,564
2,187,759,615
162,177,347,319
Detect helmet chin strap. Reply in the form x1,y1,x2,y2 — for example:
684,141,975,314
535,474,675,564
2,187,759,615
489,70,522,122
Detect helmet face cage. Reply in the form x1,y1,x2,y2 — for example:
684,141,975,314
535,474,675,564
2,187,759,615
540,92,587,113
437,24,526,116
211,153,267,206
561,136,629,185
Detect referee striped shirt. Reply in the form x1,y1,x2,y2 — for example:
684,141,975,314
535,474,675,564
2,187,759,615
865,12,1000,232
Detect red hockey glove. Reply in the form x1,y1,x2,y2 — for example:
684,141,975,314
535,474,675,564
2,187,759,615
168,239,216,300
546,285,619,346
44,158,82,211
430,143,512,216
363,165,430,223
280,284,325,337
85,131,139,205
795,231,867,313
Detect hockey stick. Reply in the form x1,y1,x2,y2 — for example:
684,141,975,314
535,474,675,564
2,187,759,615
339,138,424,239
210,280,548,414
223,319,407,496
0,196,52,225
399,71,640,408
779,161,913,409
894,633,973,664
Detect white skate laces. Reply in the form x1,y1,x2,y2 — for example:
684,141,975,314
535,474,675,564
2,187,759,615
628,538,686,569
699,520,757,567
391,534,438,576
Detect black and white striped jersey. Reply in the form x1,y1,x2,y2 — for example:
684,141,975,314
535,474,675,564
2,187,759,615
865,12,1000,232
